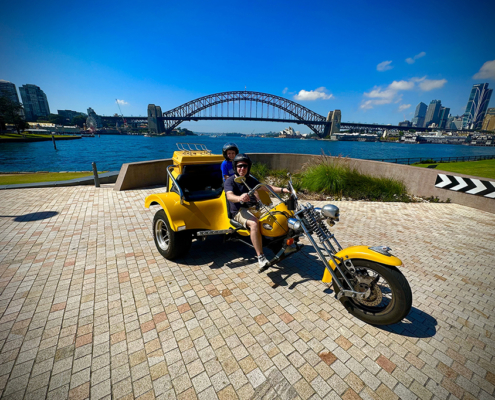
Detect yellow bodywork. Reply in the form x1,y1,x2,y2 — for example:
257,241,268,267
146,148,293,237
172,150,224,169
321,245,403,283
145,191,232,231
258,202,294,237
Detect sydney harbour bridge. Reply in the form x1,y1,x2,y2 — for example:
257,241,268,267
96,90,434,138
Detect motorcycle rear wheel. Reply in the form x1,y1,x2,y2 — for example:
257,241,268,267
153,210,192,260
333,259,412,325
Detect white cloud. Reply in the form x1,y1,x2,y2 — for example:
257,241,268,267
473,60,495,79
361,80,414,109
294,87,333,101
116,99,128,105
398,104,411,112
377,60,393,72
389,80,415,90
419,79,447,91
282,87,288,94
361,75,445,109
405,51,426,64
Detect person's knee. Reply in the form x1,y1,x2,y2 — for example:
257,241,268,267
246,220,257,230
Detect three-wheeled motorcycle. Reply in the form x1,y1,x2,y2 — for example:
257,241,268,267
145,143,412,325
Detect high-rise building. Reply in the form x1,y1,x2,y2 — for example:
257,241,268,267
19,84,50,121
438,107,450,129
482,108,495,132
0,80,21,104
424,100,442,127
462,83,493,130
411,102,427,127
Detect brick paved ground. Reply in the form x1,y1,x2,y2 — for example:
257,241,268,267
0,185,494,400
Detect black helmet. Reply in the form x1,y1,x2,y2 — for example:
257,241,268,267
222,142,239,160
233,153,252,175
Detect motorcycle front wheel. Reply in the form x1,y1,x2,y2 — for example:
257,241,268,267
333,259,412,325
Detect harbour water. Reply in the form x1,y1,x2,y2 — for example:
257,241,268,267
1,135,495,172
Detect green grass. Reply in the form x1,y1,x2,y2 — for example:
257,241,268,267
253,155,409,202
251,162,271,181
0,133,78,140
413,159,495,179
0,172,103,185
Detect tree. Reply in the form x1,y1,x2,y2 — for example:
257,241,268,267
37,113,67,125
0,96,28,134
71,115,86,128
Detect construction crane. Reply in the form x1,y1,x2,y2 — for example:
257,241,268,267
115,99,127,129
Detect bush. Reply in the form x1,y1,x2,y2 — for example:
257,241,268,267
252,154,409,202
412,159,436,165
299,152,408,201
250,162,270,181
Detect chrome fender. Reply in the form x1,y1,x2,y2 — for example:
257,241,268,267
322,245,403,283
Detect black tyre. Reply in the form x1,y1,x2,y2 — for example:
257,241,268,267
333,259,412,325
153,210,192,260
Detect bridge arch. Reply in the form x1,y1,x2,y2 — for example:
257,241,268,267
160,91,328,136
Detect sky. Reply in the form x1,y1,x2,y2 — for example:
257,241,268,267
1,0,495,133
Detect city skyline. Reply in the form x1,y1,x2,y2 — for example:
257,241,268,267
1,0,495,133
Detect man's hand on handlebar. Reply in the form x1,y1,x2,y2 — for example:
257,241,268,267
239,193,251,203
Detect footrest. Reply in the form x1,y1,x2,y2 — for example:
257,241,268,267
230,219,244,229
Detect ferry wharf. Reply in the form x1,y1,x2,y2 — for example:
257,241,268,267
0,185,494,400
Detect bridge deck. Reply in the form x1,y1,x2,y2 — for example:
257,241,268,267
0,185,493,399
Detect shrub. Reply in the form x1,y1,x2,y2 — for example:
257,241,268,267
250,162,270,181
298,152,408,202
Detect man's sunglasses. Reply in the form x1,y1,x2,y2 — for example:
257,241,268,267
237,164,248,169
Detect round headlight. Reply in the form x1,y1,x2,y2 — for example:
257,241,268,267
287,218,301,231
262,223,273,230
322,204,340,219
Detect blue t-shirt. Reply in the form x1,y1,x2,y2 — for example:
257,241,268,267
221,160,234,180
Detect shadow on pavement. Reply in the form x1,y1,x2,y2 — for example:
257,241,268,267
174,236,438,338
0,211,59,222
377,307,437,338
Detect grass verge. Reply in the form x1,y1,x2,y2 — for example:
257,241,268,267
252,154,409,202
0,133,80,140
413,159,495,179
0,172,104,185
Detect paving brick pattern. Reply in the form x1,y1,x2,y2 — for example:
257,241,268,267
0,185,494,400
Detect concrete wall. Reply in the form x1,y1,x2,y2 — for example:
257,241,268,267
114,158,173,191
114,153,495,213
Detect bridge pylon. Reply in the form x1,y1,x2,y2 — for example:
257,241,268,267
148,104,165,134
323,110,341,139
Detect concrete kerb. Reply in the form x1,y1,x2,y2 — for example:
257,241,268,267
0,171,119,190
113,153,495,214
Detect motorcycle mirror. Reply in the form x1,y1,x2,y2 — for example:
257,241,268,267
234,176,246,184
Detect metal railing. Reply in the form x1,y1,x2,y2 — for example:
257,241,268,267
369,154,495,165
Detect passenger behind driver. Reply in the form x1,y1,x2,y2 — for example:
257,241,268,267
224,153,290,270
221,142,239,181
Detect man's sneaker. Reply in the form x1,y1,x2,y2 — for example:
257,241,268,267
257,254,270,272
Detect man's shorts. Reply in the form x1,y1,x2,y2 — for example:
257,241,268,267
233,207,260,229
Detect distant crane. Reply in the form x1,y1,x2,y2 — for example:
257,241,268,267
115,99,127,129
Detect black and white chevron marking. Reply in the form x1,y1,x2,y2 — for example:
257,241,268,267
435,174,495,198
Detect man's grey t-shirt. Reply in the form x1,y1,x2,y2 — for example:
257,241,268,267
224,175,260,216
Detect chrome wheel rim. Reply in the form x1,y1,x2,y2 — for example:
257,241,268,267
155,219,170,251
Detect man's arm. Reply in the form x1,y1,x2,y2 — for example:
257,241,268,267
226,191,251,203
259,184,290,195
